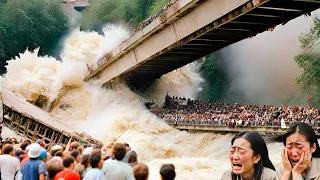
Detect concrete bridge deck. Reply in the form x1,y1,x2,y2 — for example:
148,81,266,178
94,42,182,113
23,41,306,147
1,88,102,145
85,0,320,89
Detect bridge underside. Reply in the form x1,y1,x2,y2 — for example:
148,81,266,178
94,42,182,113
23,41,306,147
122,0,320,90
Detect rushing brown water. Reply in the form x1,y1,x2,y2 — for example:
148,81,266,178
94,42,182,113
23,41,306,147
3,11,318,178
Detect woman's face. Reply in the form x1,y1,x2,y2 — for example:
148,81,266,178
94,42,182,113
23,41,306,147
229,137,260,176
285,132,315,167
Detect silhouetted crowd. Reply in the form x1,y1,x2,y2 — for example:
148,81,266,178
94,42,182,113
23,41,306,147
0,137,176,180
121,0,180,45
134,0,179,33
151,96,320,128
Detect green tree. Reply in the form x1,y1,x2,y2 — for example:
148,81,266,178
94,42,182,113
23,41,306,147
295,16,320,106
0,0,69,73
79,0,167,30
199,54,230,101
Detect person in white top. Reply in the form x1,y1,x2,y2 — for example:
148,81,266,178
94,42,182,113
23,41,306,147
101,143,135,180
0,144,21,179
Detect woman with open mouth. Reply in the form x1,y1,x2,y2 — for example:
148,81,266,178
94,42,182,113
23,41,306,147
221,131,276,180
277,122,320,180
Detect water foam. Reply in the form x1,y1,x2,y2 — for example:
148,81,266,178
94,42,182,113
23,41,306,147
2,24,283,180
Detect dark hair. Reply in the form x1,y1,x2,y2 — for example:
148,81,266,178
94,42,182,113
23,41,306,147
20,142,30,151
63,156,75,168
70,151,79,159
283,122,320,157
14,149,26,161
2,144,13,154
160,164,176,180
90,150,102,168
134,163,149,180
81,154,90,167
54,150,63,157
231,131,275,180
113,143,126,160
128,151,138,164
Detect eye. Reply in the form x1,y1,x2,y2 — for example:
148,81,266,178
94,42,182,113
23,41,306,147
239,150,246,155
230,148,235,153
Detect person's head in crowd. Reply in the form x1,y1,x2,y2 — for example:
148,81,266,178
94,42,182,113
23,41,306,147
46,157,64,180
90,149,103,169
282,122,320,168
50,145,63,157
134,163,149,180
77,146,84,155
63,156,76,170
54,150,63,158
20,141,30,151
69,141,80,151
28,143,41,160
160,164,176,180
2,144,14,155
83,144,89,149
14,149,26,161
36,139,45,148
21,138,32,145
112,143,127,161
3,138,12,145
81,154,91,168
128,151,138,167
124,143,131,152
82,147,93,156
39,149,48,162
71,150,82,163
229,131,275,180
11,137,18,144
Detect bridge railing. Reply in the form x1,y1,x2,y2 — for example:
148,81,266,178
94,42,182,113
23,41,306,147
165,119,320,131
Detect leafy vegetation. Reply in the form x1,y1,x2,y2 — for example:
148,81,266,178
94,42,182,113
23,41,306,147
199,54,231,101
294,16,320,106
0,0,69,73
79,0,169,30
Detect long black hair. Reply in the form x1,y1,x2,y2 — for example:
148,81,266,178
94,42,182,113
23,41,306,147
282,122,320,157
231,131,275,180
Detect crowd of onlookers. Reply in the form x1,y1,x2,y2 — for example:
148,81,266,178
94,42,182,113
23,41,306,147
151,96,320,129
133,0,179,33
0,137,177,180
121,0,180,45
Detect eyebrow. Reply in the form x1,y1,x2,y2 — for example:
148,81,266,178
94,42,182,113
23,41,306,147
231,146,247,150
286,142,304,145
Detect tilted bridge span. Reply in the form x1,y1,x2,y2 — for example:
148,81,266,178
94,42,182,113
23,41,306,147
85,0,320,89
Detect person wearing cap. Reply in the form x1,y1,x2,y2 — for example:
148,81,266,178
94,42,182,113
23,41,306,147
21,143,47,180
0,144,21,179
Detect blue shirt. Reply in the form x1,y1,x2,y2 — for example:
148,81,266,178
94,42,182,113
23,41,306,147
21,159,46,180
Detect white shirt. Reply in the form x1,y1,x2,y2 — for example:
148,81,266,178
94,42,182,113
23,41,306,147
83,168,106,180
101,159,135,180
0,154,20,180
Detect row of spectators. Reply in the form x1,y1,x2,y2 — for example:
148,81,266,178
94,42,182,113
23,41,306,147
121,0,180,45
91,0,180,73
151,96,320,128
0,137,177,180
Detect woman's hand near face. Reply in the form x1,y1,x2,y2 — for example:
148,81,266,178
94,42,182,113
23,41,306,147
282,148,292,174
292,150,312,176
280,148,292,180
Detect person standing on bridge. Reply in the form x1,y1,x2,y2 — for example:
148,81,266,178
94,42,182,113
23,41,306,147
277,122,320,180
221,131,276,180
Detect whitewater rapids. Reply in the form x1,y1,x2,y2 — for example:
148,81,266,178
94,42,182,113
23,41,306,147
2,25,284,180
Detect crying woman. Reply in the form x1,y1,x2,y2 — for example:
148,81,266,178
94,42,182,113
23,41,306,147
221,131,276,180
